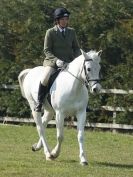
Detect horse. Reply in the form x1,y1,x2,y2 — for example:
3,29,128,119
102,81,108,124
18,50,102,165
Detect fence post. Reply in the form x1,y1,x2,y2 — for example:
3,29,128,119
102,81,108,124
113,111,116,133
113,89,117,133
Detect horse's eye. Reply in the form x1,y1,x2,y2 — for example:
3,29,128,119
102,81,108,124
87,68,91,72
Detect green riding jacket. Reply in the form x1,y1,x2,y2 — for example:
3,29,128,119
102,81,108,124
43,25,81,68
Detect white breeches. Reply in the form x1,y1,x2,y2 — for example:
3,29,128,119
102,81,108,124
41,66,56,86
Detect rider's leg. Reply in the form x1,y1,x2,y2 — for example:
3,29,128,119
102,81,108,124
35,66,55,112
34,82,47,112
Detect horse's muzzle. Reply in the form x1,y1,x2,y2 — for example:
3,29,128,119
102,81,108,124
91,83,102,94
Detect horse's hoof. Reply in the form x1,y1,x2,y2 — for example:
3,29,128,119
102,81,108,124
51,153,58,159
80,161,88,166
32,143,42,152
46,155,55,161
32,145,36,152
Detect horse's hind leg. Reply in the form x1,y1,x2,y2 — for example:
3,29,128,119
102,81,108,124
32,110,55,160
51,111,64,158
32,110,54,151
28,99,53,160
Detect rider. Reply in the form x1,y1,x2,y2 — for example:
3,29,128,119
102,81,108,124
35,7,81,112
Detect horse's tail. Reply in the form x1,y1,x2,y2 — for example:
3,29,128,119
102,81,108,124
18,69,31,98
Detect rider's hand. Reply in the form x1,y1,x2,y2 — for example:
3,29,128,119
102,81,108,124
56,59,64,67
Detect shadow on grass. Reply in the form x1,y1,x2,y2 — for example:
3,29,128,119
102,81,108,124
59,159,78,164
95,161,133,169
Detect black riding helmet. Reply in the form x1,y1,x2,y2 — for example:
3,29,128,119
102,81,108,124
54,7,70,20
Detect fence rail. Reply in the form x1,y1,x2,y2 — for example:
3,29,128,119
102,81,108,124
0,84,133,132
0,116,133,130
100,88,133,94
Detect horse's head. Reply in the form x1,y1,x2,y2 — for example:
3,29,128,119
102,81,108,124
81,50,102,94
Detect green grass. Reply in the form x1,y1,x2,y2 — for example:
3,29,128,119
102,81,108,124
0,124,133,177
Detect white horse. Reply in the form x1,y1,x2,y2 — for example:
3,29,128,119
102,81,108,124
18,50,102,165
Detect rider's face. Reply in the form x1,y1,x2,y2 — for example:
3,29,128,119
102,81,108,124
58,17,69,28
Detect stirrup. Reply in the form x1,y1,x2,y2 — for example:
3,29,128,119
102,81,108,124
86,106,90,112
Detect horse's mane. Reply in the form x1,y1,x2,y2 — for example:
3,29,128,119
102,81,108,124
68,54,83,69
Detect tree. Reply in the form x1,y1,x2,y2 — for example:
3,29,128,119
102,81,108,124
0,0,132,123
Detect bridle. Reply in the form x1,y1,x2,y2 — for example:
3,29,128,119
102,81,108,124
65,58,101,87
83,59,101,87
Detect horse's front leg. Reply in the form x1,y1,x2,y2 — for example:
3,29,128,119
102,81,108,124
51,111,64,158
77,110,88,165
32,111,53,160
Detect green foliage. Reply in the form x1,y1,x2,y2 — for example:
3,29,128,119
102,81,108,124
0,89,30,117
0,0,132,123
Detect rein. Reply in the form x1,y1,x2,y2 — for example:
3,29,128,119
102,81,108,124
66,70,85,85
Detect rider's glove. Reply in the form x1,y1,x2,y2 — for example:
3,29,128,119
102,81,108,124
56,59,64,67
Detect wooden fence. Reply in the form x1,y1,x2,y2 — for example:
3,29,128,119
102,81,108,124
100,89,133,132
0,85,133,132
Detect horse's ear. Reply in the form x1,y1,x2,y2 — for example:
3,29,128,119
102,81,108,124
80,49,88,59
97,50,102,56
80,49,84,55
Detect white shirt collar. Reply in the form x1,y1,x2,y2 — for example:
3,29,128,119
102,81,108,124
57,25,66,32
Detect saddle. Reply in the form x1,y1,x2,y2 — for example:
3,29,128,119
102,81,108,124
46,69,61,105
47,69,61,91
46,64,68,105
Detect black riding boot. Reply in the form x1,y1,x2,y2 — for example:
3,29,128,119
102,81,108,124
34,82,47,112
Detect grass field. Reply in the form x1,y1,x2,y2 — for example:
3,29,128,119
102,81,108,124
0,124,133,177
